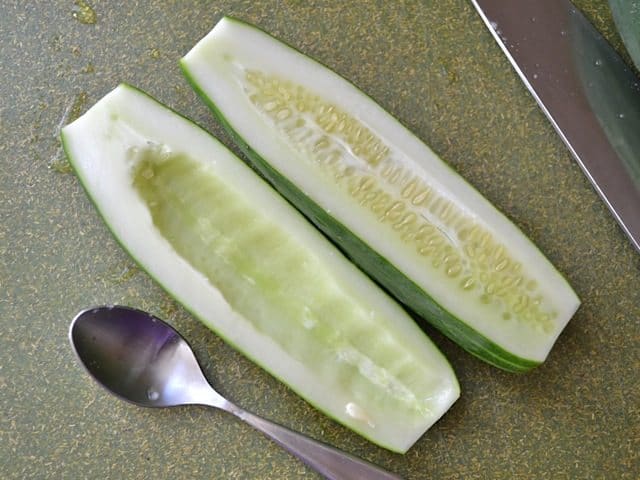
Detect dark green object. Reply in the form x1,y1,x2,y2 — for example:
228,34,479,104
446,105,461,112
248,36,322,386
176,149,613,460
609,0,640,71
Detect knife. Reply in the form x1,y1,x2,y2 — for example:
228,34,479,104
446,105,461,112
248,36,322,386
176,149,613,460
471,0,640,253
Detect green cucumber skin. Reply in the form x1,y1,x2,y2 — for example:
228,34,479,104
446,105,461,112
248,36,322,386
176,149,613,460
61,83,434,453
181,68,540,373
609,0,640,72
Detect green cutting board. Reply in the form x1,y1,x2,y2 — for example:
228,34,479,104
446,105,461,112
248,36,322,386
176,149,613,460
1,1,638,478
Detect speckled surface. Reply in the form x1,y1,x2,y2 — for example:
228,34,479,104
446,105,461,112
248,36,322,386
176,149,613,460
1,1,639,478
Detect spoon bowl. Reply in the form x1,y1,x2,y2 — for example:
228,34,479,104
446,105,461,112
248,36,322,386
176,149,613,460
69,305,401,480
70,306,222,408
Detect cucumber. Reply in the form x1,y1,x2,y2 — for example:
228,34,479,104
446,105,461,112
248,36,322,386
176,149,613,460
181,17,580,372
609,0,640,71
61,84,459,453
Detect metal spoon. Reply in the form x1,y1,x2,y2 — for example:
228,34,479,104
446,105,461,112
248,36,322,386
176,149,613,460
69,305,402,480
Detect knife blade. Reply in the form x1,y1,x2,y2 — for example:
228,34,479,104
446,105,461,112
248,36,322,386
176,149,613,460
471,0,640,253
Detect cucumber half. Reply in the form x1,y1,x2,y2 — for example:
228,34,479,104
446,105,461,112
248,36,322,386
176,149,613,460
181,17,580,372
61,84,459,453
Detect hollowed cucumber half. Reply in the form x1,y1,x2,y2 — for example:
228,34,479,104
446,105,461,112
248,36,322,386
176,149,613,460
181,16,580,372
61,84,459,453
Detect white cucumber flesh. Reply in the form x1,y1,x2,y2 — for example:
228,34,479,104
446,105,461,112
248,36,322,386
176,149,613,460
180,17,581,372
61,84,459,453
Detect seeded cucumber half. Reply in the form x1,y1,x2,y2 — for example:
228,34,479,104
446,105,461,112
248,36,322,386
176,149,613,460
60,84,459,453
181,17,580,372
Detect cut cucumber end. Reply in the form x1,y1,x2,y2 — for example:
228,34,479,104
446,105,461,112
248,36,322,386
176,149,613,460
61,83,459,452
181,17,580,371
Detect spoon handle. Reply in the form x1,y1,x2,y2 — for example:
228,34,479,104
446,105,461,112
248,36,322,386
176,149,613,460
228,405,402,480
